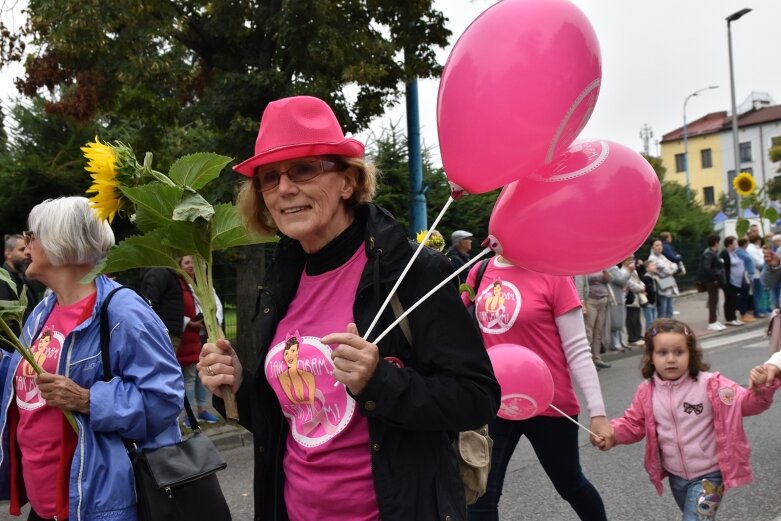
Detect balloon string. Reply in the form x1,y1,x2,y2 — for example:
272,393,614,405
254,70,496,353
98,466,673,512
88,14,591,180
370,247,492,345
363,195,456,340
548,404,599,438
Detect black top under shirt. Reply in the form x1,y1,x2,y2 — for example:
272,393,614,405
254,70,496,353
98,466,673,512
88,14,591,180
303,211,366,276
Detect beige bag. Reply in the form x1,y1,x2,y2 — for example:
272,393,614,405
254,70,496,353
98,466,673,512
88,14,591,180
456,426,493,504
638,291,649,306
767,310,781,355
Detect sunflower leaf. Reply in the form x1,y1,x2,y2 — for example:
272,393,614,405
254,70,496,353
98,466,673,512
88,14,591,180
735,218,749,238
120,184,183,232
0,268,19,299
173,189,215,222
161,221,211,260
211,204,276,250
99,233,182,274
764,207,779,224
168,153,232,191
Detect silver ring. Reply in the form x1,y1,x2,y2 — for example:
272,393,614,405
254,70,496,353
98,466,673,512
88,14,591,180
208,365,215,377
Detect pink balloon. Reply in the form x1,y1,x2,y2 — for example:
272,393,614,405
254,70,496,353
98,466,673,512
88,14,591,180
487,343,554,421
486,139,662,275
437,0,601,195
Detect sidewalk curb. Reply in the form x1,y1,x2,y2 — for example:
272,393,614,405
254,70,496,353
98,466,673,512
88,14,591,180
204,423,253,452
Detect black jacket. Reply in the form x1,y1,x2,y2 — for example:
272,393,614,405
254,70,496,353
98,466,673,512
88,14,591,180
0,262,38,352
139,268,184,337
220,204,499,521
698,248,725,285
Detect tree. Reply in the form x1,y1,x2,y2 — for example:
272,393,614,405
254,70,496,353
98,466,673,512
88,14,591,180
770,138,781,174
643,153,713,239
0,0,451,365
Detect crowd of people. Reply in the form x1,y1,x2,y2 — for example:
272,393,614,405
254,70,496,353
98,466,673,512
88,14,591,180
0,95,780,521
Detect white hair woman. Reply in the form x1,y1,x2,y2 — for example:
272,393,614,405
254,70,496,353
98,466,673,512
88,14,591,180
0,196,183,521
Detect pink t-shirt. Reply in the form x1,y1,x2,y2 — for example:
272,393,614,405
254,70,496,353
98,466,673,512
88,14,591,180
465,258,582,416
15,292,95,518
264,247,380,521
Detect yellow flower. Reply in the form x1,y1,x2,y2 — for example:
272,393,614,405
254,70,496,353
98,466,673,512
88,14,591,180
416,229,445,252
733,172,756,197
416,230,428,244
83,138,121,222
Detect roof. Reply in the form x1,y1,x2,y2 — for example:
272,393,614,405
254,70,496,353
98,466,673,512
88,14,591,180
660,104,781,143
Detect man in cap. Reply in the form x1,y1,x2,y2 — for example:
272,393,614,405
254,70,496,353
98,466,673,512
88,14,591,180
446,230,474,283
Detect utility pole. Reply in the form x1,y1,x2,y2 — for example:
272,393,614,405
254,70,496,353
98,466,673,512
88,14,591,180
639,124,653,156
406,78,427,237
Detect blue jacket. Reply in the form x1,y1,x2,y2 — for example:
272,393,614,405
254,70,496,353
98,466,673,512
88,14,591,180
736,248,755,278
0,275,184,521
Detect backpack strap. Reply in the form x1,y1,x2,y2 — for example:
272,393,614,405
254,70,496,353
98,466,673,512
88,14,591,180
473,259,490,296
388,292,412,346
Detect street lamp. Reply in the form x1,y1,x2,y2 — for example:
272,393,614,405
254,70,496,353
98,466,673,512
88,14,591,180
683,85,719,196
726,8,752,205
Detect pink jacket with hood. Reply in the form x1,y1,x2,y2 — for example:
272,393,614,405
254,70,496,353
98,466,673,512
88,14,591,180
610,371,779,494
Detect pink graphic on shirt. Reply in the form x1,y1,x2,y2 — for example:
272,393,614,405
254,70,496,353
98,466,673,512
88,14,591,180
266,334,355,448
475,279,521,335
16,326,66,409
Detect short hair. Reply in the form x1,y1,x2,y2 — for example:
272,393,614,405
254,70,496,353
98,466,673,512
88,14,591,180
707,234,721,248
723,235,736,248
4,233,22,252
738,237,748,248
659,231,672,242
27,196,115,267
773,234,781,243
237,156,377,236
641,319,709,379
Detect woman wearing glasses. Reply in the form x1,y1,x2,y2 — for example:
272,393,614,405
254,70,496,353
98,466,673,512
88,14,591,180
198,95,499,521
0,197,183,521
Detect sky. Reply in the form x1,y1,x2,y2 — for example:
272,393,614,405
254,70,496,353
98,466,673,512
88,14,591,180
356,0,781,165
1,0,779,167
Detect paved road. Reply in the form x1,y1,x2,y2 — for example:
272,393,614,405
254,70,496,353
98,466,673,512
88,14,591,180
212,327,781,521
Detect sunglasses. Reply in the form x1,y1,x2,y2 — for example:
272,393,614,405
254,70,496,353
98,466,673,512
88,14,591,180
253,160,342,192
22,230,35,247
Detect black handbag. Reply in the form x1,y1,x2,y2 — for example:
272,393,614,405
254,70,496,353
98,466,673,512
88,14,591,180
99,286,231,521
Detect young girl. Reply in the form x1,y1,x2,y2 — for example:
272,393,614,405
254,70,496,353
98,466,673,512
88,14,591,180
593,318,779,520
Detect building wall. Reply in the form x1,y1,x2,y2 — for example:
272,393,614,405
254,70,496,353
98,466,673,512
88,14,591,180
660,133,724,207
719,121,781,192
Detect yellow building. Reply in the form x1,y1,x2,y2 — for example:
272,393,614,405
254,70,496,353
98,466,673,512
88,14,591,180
660,111,728,207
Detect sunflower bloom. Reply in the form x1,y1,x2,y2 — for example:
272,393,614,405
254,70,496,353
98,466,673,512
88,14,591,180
733,172,756,197
83,138,121,222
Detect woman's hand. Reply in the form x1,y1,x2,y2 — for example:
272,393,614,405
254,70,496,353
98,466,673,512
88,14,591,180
589,415,615,451
36,372,90,414
322,323,379,396
198,339,243,396
749,364,780,392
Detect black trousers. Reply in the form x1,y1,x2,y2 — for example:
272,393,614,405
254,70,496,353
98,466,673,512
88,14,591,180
625,307,643,342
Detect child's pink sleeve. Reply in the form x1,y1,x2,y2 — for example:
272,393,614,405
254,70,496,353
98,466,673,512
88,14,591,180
610,383,648,445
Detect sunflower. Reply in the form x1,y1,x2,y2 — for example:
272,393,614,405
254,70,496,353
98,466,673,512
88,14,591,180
82,138,142,222
733,171,757,197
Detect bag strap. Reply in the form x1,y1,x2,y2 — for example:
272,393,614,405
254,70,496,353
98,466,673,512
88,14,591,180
99,286,201,433
473,259,490,298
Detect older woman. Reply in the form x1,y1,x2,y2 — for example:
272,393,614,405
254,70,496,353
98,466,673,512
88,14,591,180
647,239,679,318
0,197,183,521
198,95,500,521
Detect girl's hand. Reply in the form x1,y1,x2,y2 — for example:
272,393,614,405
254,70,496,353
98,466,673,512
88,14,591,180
322,323,379,395
589,416,615,451
198,338,243,396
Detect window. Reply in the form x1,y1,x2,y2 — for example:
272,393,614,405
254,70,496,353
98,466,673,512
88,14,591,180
739,141,752,163
675,153,686,173
700,148,713,169
702,186,715,205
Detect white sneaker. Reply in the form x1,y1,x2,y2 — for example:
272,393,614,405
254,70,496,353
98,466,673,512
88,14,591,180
715,321,727,330
707,323,722,331
725,320,744,326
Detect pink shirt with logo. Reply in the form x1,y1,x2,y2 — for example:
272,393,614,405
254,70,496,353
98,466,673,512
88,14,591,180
464,258,582,416
15,293,95,518
264,247,379,521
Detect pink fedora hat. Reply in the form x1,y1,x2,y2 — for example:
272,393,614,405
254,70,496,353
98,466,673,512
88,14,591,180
234,96,365,177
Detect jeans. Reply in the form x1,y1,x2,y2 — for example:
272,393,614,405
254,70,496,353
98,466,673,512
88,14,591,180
467,415,607,521
668,471,723,521
657,295,673,318
182,363,208,408
642,305,657,330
